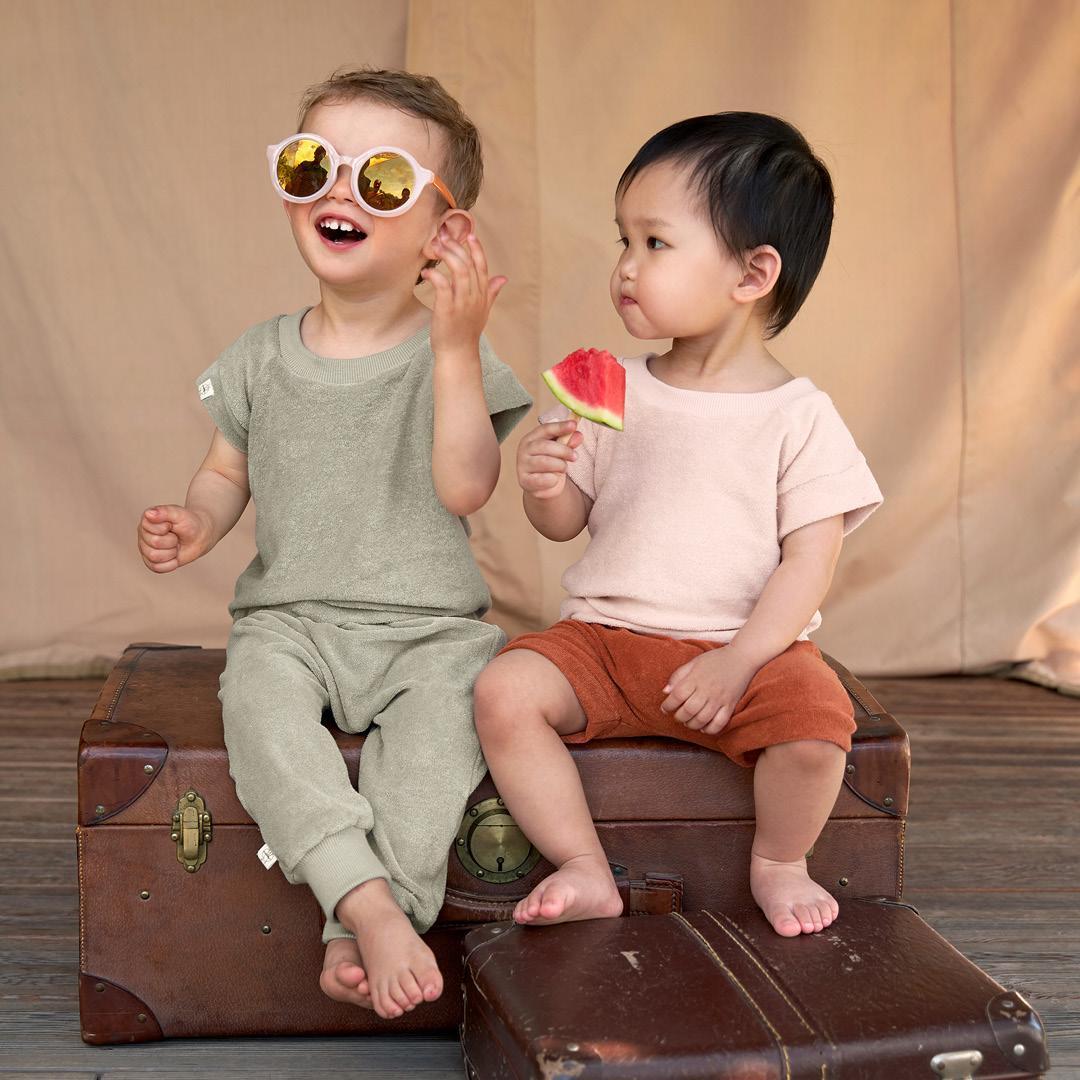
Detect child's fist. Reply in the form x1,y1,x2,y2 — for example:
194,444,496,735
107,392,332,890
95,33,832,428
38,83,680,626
517,415,583,500
137,505,211,573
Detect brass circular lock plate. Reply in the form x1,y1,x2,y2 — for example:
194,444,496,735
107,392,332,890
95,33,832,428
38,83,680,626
455,797,541,883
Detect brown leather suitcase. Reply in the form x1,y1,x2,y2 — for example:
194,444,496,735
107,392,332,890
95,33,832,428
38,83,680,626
76,642,906,1043
461,900,1050,1079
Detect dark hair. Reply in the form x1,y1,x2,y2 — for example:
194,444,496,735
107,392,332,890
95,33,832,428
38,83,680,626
616,113,834,338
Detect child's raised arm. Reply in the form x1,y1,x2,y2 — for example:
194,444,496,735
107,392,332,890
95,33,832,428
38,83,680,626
424,226,510,516
137,430,250,574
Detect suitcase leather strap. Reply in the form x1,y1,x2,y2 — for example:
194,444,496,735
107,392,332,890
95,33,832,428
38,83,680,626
441,867,683,924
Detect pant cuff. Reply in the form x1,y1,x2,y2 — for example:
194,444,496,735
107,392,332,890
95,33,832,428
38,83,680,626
292,826,390,924
321,918,355,944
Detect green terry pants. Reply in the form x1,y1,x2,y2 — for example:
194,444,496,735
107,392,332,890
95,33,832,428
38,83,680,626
218,603,505,942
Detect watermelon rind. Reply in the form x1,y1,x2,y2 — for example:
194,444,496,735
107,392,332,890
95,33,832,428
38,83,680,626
541,367,624,431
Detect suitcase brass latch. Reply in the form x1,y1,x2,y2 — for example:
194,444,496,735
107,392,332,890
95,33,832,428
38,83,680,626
930,1050,982,1078
172,790,212,873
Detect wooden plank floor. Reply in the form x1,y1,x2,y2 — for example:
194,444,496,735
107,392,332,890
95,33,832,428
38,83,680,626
1,671,1077,1077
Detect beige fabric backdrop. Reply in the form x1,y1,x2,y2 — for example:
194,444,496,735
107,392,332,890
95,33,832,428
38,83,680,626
2,0,1077,679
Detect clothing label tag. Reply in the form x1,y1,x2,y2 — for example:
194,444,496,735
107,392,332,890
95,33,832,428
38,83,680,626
257,843,277,869
198,379,214,400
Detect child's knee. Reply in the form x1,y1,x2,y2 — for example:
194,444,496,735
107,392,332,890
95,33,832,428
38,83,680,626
473,659,518,730
473,651,575,738
761,738,845,774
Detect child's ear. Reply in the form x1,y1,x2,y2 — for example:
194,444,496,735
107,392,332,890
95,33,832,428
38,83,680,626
421,208,476,261
733,245,782,304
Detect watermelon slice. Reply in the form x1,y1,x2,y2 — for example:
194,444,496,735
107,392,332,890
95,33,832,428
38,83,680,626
541,348,625,431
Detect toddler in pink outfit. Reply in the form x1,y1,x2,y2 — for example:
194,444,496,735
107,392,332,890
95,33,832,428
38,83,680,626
474,113,883,937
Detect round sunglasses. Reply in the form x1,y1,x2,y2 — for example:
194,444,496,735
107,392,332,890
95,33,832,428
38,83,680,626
266,134,457,217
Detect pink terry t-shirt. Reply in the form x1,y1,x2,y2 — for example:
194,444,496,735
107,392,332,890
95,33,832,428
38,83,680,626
561,354,884,642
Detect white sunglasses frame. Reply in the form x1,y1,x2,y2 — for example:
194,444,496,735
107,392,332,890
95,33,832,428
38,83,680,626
266,133,457,217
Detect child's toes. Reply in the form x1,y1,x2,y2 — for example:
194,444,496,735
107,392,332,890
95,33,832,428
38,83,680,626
421,971,443,1002
768,905,802,936
337,962,368,989
416,959,442,1001
398,970,424,1008
374,985,403,1020
540,892,567,919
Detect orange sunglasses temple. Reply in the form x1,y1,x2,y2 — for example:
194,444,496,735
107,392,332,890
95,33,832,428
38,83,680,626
432,175,457,210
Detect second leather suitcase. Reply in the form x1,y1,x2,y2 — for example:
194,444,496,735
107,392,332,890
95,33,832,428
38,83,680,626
461,900,1050,1079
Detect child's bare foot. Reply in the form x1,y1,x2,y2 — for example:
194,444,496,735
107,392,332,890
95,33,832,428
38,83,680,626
320,937,373,1009
514,853,624,925
750,852,839,936
336,879,442,1019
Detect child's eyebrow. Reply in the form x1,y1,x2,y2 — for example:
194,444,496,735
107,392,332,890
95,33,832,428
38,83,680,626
614,216,672,229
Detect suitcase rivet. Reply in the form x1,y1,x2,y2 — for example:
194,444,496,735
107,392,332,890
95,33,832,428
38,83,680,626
516,870,525,878
137,1013,147,1023
470,808,478,817
95,805,105,816
567,1043,580,1052
186,865,195,873
845,764,855,773
144,764,154,774
1002,999,1014,1008
496,798,504,806
1013,1044,1025,1056
839,877,849,887
477,869,485,876
139,891,150,900
261,925,272,934
457,838,465,846
171,833,179,841
94,982,105,993
883,796,894,806
187,792,196,802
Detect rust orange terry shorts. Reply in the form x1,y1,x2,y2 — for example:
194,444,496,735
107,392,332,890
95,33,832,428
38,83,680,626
496,619,856,768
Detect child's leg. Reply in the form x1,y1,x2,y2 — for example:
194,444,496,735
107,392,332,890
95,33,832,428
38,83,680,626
473,649,623,925
220,611,390,1013
751,739,847,936
326,616,505,1019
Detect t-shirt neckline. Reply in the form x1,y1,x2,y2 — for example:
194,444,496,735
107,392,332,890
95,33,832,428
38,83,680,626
278,306,432,385
627,353,815,416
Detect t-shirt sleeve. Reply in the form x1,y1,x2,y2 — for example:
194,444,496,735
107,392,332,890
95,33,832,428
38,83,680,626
194,338,251,453
564,414,600,502
777,394,883,542
479,336,533,444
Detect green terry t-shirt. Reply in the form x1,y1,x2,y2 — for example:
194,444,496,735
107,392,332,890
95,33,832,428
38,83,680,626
195,307,533,621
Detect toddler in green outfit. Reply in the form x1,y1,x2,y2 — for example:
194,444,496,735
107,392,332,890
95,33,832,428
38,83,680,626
136,68,531,1020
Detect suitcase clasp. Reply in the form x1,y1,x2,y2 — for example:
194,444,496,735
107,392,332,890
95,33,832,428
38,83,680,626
930,1050,983,1078
455,797,541,883
171,790,212,873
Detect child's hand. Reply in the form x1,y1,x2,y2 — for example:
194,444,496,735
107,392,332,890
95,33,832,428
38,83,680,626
517,415,583,500
421,228,507,359
660,648,760,734
137,505,212,573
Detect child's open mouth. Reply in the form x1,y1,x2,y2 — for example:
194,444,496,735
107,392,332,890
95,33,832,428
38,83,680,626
315,215,368,248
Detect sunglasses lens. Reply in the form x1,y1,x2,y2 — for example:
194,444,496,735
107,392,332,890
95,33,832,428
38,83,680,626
357,152,417,212
275,138,331,198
